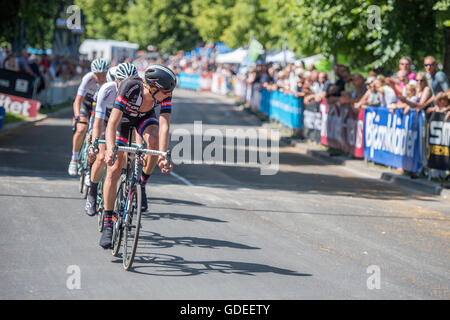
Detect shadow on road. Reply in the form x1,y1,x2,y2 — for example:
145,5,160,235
142,211,227,223
176,163,437,201
111,230,310,277
119,252,311,277
138,230,258,250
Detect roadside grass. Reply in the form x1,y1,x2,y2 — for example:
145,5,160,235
38,102,71,115
4,112,28,124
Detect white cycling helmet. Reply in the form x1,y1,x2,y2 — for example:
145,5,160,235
115,62,138,81
91,58,110,73
106,66,117,82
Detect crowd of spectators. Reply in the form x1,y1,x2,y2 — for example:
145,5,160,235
0,44,90,94
238,55,449,120
128,46,450,123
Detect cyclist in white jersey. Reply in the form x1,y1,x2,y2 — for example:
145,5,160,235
84,63,138,216
68,58,109,176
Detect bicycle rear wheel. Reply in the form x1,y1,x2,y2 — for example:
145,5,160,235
97,181,105,232
123,185,142,271
112,176,127,257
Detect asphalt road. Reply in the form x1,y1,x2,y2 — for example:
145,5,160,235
0,88,449,300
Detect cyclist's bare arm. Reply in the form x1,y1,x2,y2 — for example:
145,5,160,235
73,94,84,120
105,108,123,165
158,112,172,173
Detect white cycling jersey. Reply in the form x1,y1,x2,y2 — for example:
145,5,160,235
95,81,118,120
77,71,99,98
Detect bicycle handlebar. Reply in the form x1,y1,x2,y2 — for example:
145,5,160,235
110,142,171,169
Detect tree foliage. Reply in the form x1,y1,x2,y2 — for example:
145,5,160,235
0,0,63,50
0,0,447,73
127,0,201,54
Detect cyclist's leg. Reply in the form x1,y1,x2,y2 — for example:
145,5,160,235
69,99,91,176
85,142,106,216
99,149,124,248
137,113,159,211
100,116,132,248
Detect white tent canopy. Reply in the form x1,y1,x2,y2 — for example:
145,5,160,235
215,47,248,64
265,50,296,63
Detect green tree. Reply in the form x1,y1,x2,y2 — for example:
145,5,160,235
75,0,131,41
0,0,63,51
264,0,446,74
192,0,273,50
127,0,201,53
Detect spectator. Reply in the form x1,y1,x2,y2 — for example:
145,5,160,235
428,91,449,114
354,78,383,109
378,75,398,109
0,45,9,67
309,70,321,94
260,64,275,90
275,69,290,93
16,49,34,76
396,84,417,114
3,52,19,71
424,56,449,97
295,76,314,100
334,64,348,94
396,70,412,96
397,56,416,83
340,73,367,104
398,71,433,113
311,72,331,102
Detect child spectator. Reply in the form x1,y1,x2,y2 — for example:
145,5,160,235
428,91,449,114
397,84,417,114
354,78,382,109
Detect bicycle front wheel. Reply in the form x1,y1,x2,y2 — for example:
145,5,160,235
112,177,126,257
123,185,142,271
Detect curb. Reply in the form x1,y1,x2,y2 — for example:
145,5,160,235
287,139,449,199
0,106,72,137
253,110,449,198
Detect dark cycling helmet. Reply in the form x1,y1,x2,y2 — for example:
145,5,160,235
144,64,177,92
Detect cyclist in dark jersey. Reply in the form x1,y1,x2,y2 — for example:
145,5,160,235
100,64,176,249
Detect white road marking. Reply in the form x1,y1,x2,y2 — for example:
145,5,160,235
170,171,193,186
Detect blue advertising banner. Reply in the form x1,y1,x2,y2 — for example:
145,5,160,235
364,107,424,172
177,73,201,90
259,89,271,116
259,89,303,129
269,91,303,129
0,106,5,129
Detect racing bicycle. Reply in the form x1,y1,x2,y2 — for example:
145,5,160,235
109,140,171,270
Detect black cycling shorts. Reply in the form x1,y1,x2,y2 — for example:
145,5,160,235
80,94,95,119
115,109,159,146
